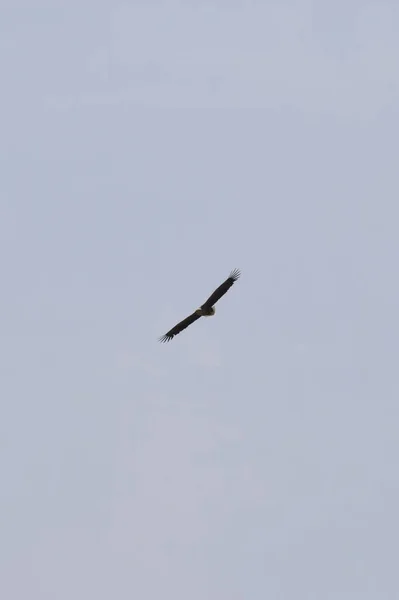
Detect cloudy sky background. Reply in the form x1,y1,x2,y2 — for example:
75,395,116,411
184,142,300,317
1,1,399,598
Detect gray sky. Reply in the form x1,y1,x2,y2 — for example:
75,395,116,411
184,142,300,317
1,1,399,598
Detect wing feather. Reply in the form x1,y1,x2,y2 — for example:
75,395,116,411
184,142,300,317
159,312,201,343
200,268,241,310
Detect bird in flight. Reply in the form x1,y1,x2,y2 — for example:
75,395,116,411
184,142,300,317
159,268,241,343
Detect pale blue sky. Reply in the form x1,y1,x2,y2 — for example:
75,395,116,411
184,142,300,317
1,1,399,598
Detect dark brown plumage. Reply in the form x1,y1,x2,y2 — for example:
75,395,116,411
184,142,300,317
159,268,241,343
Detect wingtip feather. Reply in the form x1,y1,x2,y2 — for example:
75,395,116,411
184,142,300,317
229,268,241,281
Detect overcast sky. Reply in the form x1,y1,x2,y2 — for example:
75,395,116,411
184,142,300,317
1,1,399,598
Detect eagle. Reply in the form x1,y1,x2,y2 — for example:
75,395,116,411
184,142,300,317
159,268,241,343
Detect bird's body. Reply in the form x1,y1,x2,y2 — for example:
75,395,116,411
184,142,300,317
195,305,216,317
159,268,240,343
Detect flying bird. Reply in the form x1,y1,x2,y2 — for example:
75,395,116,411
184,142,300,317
159,268,241,343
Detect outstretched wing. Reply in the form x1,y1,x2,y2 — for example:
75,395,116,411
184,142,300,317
159,312,201,343
201,268,241,310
